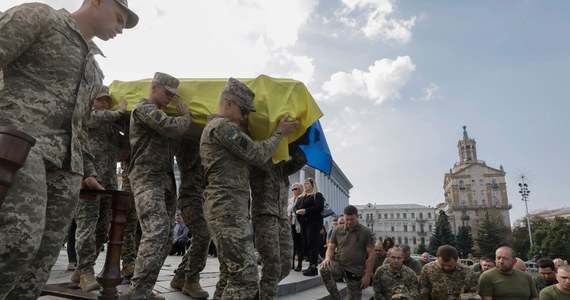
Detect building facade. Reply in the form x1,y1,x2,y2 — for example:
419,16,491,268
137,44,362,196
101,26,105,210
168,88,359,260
354,203,436,250
441,126,512,240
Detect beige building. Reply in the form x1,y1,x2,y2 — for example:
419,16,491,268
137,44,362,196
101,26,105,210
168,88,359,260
354,203,436,249
441,126,512,240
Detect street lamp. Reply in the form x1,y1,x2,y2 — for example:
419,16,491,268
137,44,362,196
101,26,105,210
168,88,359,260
518,180,532,249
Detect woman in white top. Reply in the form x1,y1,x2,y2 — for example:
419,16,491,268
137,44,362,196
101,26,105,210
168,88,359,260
287,183,304,271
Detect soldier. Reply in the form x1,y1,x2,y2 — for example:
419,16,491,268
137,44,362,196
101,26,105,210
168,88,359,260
373,246,419,300
251,143,307,300
534,259,558,292
72,86,128,291
539,265,570,300
320,205,375,300
127,72,192,300
383,244,423,277
418,252,431,268
373,240,387,273
479,246,538,300
419,245,478,300
169,139,210,299
200,77,299,299
0,1,137,298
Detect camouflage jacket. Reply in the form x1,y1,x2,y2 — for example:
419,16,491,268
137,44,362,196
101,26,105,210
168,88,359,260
85,109,127,187
373,264,419,300
128,99,191,195
420,261,478,300
250,145,307,219
0,3,103,176
200,115,283,220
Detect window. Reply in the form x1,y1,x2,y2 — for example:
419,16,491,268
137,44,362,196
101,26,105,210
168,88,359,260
428,212,432,219
391,226,395,232
479,179,484,186
413,237,417,245
397,213,400,219
472,190,477,196
460,191,465,197
481,190,485,196
403,213,407,219
493,190,498,197
384,213,388,219
459,180,465,189
494,199,500,206
461,200,467,207
398,237,402,244
404,225,408,232
419,213,423,219
429,225,433,232
420,224,425,232
412,225,416,231
391,213,394,219
404,237,408,245
482,199,486,206
378,213,382,219
473,200,478,206
411,213,415,219
359,214,362,219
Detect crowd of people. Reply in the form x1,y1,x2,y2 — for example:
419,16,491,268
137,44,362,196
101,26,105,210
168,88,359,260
317,203,570,300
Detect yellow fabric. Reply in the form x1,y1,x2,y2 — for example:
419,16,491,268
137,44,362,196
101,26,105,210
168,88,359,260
108,74,323,162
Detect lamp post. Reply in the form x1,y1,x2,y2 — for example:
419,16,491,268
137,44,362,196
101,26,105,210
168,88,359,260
518,179,532,249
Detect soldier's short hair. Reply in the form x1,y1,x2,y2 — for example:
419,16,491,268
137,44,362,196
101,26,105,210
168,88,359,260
399,244,411,253
537,258,555,270
480,256,495,264
388,246,403,256
436,245,458,262
343,205,358,216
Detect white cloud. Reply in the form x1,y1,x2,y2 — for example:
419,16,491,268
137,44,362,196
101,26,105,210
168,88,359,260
410,83,440,101
337,0,417,43
320,56,416,104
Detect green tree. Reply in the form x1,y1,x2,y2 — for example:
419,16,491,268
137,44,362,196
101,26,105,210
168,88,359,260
429,211,456,254
542,217,570,259
512,215,549,260
476,210,508,258
456,225,474,259
416,241,428,254
529,220,552,259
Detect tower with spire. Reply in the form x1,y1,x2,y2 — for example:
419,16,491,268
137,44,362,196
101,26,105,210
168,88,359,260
440,126,512,247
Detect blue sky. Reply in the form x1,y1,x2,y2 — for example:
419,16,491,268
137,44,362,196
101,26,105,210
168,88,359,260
3,0,569,224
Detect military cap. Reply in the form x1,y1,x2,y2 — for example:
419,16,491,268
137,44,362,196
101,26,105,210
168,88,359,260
152,72,180,97
96,85,111,101
115,0,139,29
224,77,256,112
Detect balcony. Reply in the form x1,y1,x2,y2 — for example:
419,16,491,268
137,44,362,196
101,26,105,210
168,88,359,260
416,218,426,223
417,231,428,236
366,218,374,224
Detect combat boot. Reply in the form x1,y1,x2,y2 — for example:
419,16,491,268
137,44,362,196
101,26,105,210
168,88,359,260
182,281,209,299
169,271,185,290
70,269,80,283
79,270,101,292
148,292,165,300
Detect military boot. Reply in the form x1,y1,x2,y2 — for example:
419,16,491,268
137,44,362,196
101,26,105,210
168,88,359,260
169,271,185,290
70,269,80,283
79,270,101,292
122,262,135,278
182,281,209,299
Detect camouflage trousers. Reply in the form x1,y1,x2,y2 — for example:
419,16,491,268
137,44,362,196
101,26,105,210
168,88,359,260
320,260,363,300
253,215,292,300
209,215,259,300
121,192,139,267
174,192,210,284
129,185,177,297
75,193,112,272
0,151,81,299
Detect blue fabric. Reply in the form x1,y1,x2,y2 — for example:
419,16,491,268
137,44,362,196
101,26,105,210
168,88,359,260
300,120,332,175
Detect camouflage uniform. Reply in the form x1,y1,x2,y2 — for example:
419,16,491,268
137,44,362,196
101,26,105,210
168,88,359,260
419,261,478,300
75,109,126,275
128,98,191,297
373,264,419,300
0,4,103,299
119,134,140,273
200,114,284,299
251,146,307,300
172,139,211,294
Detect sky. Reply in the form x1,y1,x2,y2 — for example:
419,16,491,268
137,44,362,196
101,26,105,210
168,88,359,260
2,0,569,225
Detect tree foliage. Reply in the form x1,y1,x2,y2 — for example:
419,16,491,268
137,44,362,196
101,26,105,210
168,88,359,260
429,210,456,254
456,225,474,259
476,210,508,258
512,215,549,260
531,217,570,260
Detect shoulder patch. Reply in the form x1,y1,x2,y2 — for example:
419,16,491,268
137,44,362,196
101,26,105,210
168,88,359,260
229,129,239,140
